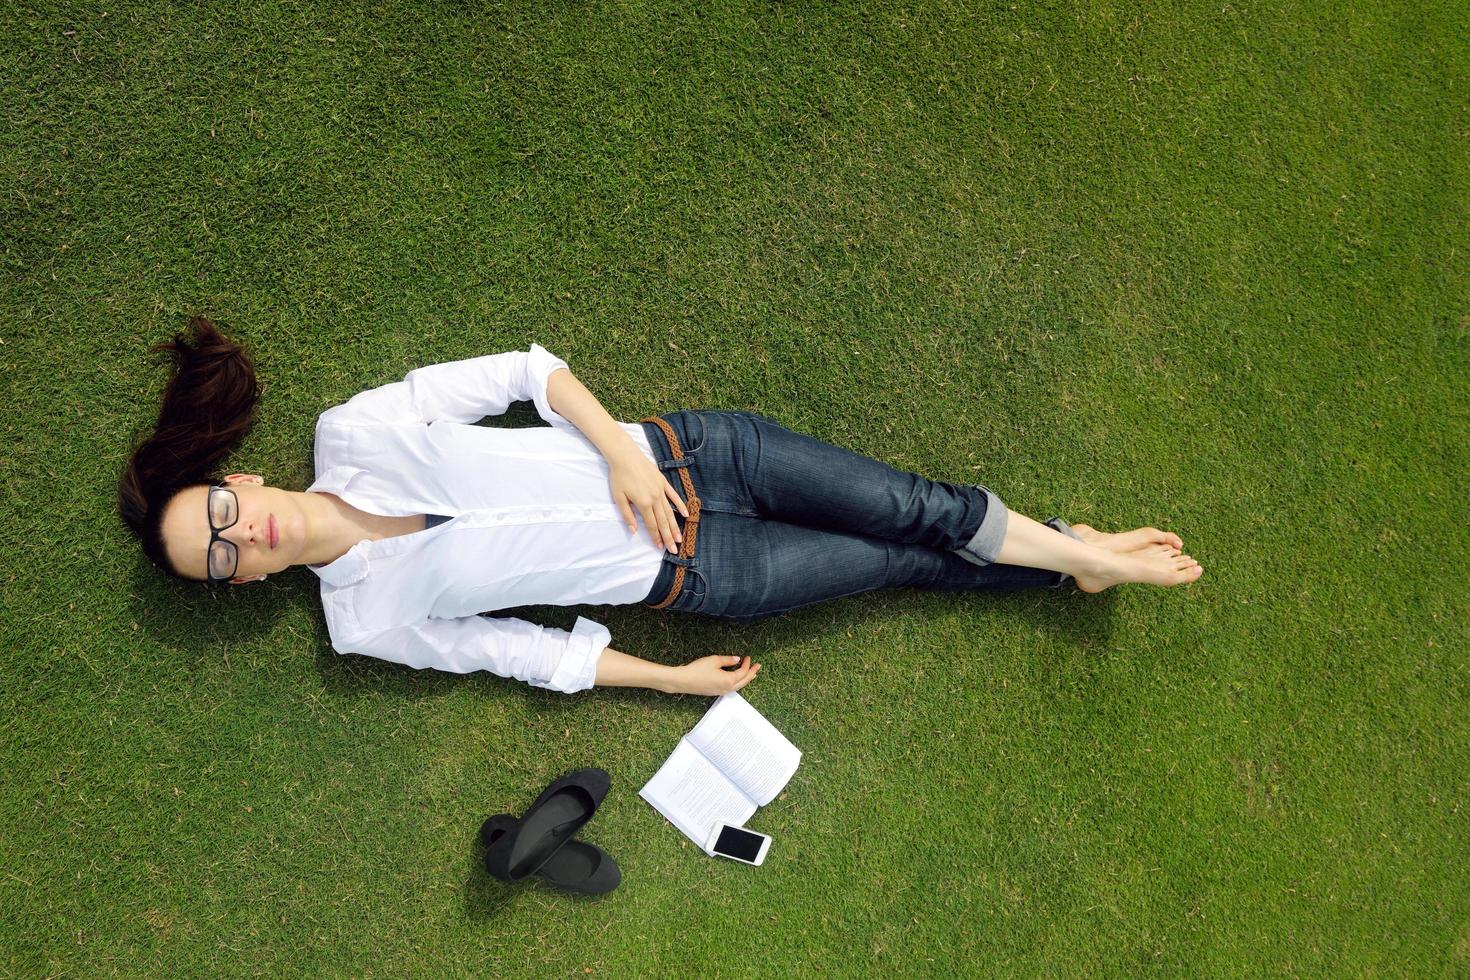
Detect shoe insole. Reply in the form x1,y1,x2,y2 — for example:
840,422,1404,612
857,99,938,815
508,786,594,877
485,824,601,885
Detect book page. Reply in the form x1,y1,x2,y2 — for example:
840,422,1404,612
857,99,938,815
686,693,802,806
639,740,757,851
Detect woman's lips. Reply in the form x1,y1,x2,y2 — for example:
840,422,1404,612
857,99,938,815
269,514,278,549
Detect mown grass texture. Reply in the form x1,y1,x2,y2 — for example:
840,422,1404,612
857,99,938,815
2,0,1468,974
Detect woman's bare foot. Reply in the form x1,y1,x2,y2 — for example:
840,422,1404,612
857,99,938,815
1073,548,1203,593
1070,523,1184,554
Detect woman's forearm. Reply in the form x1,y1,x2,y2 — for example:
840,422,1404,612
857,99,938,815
595,647,678,693
548,364,686,553
596,648,763,696
546,368,642,463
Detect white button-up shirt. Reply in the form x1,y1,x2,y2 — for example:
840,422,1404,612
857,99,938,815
307,345,665,693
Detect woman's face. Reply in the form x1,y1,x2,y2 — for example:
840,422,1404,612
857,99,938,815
160,474,310,583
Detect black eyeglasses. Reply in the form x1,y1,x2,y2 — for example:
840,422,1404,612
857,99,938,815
206,484,240,582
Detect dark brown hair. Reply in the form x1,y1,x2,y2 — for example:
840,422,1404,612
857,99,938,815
119,316,260,580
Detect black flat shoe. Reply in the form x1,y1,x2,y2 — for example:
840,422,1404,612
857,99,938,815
483,767,611,883
480,814,621,895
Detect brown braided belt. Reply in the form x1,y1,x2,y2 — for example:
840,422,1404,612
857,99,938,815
641,416,703,609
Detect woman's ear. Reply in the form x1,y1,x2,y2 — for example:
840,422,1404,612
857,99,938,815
223,473,265,486
230,574,268,585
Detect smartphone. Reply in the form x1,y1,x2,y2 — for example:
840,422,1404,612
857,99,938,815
705,823,771,865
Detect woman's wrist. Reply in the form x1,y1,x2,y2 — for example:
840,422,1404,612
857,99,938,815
601,439,647,467
654,664,684,694
595,647,683,694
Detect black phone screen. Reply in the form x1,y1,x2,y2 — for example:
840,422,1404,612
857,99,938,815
714,826,764,861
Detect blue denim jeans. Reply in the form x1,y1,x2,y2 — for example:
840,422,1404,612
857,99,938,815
639,410,1070,622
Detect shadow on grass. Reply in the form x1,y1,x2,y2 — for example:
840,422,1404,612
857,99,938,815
125,555,315,661
460,836,622,918
129,544,1116,697
461,838,517,918
643,581,1119,667
987,583,1120,653
292,579,1119,706
305,595,790,713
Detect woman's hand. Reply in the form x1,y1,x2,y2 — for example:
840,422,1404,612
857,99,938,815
608,449,689,553
668,655,762,696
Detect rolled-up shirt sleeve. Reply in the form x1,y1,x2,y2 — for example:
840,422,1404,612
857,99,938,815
332,613,609,694
321,345,573,428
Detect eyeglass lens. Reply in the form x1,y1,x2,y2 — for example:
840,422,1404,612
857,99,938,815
208,488,239,579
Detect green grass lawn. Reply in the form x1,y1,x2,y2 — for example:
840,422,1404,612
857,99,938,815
3,0,1468,974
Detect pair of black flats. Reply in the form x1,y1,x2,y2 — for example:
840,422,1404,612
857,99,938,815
480,767,620,895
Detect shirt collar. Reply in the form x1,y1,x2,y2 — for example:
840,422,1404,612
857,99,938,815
304,465,371,587
307,465,363,498
309,549,368,588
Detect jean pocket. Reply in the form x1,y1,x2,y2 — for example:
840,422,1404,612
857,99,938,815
673,411,707,455
673,565,708,612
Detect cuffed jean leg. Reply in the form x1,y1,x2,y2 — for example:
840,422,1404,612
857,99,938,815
957,485,1009,565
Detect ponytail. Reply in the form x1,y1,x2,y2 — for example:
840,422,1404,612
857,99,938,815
119,316,260,579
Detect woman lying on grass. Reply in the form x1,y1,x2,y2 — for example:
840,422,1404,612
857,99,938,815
120,318,1201,697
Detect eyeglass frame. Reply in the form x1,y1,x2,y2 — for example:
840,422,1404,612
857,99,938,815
205,483,241,583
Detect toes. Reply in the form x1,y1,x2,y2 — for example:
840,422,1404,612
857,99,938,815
1168,563,1203,585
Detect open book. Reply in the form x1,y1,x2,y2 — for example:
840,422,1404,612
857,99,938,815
639,692,802,853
